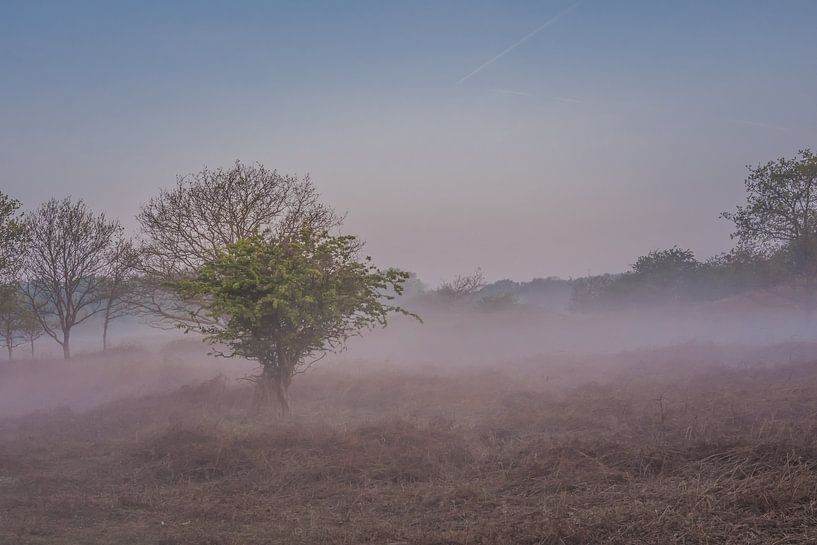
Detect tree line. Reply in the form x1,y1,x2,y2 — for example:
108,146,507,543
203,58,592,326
0,161,412,414
572,149,817,310
389,149,817,313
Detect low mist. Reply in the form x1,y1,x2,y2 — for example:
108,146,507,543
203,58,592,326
3,292,817,418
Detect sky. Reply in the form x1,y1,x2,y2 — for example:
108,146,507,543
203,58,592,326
1,0,816,284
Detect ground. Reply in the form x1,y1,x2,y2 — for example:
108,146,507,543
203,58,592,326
1,345,817,544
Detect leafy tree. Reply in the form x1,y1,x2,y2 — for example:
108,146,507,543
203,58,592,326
632,247,698,276
699,248,780,297
0,284,24,360
22,198,122,359
570,248,700,309
569,273,620,311
722,149,817,271
630,247,701,303
0,191,26,282
136,161,339,327
175,230,414,415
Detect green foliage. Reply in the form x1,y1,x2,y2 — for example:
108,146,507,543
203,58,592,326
570,248,700,309
569,274,621,311
628,247,700,301
0,284,27,358
135,160,339,328
700,248,784,296
722,149,817,270
569,245,794,311
0,192,26,281
632,247,698,276
175,229,414,383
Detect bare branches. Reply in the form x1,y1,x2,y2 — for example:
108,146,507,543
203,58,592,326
135,161,340,327
137,161,338,274
100,236,140,350
437,268,486,302
21,198,122,359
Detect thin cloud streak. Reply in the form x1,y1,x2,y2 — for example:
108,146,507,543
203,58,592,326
730,119,790,132
552,96,583,104
457,1,583,85
491,89,534,97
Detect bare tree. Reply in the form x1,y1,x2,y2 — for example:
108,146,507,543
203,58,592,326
437,268,486,302
100,237,140,351
22,198,122,359
135,160,339,326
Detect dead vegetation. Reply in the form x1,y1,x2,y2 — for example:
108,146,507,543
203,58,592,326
2,348,817,544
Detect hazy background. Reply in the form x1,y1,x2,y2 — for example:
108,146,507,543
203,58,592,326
2,0,816,283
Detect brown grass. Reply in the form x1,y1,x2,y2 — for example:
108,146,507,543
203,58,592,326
2,349,817,544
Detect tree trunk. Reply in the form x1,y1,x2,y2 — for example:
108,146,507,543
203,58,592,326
30,338,34,359
2,329,11,361
251,375,271,411
274,379,290,417
254,366,291,417
62,330,71,359
102,294,114,352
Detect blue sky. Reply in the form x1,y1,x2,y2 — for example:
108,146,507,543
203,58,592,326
1,1,816,282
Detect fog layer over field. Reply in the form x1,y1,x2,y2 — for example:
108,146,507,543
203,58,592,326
346,302,817,365
2,297,817,418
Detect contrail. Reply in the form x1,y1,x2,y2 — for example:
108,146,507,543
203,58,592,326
457,1,583,85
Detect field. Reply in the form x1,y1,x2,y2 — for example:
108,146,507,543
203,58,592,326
2,344,817,544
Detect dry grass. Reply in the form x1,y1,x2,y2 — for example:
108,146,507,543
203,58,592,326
2,348,817,544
